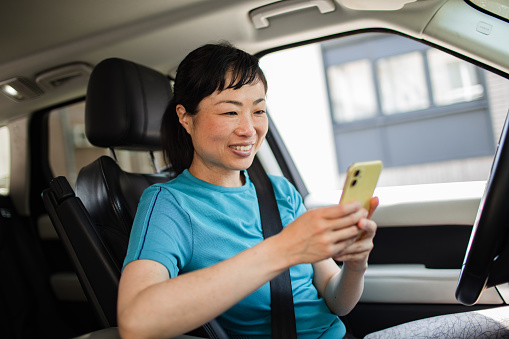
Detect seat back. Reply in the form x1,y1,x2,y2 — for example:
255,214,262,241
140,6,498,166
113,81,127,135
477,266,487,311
77,57,174,255
76,156,171,269
43,58,228,338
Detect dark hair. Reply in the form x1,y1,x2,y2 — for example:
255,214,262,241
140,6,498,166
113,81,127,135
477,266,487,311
161,42,268,175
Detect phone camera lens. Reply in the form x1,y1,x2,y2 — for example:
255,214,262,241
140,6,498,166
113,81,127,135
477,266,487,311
351,179,357,187
354,170,360,177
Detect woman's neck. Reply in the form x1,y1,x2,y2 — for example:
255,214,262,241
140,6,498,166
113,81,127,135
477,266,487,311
188,163,245,187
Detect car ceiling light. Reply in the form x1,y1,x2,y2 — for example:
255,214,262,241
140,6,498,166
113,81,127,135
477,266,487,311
0,77,43,102
2,85,18,97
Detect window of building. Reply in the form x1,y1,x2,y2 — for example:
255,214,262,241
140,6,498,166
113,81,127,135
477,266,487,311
327,59,378,123
0,126,10,196
377,51,429,115
427,49,484,106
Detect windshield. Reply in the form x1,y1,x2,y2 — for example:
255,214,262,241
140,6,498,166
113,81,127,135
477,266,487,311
467,0,509,21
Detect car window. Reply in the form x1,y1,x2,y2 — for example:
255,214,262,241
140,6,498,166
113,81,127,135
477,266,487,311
467,0,509,21
260,32,509,193
0,126,10,196
48,101,164,187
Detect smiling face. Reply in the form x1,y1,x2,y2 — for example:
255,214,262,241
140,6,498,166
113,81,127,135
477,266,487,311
177,80,268,187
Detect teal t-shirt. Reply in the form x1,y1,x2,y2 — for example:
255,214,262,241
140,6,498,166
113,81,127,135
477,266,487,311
123,170,346,339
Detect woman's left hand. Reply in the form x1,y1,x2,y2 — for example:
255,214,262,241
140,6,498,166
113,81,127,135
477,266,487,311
332,197,379,270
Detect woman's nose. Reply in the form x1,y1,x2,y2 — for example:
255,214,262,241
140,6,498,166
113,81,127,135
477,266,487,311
236,114,256,136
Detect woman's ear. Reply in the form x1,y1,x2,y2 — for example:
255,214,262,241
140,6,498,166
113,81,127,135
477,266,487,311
176,104,192,134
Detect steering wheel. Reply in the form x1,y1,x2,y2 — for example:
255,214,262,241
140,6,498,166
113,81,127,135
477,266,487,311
456,112,509,306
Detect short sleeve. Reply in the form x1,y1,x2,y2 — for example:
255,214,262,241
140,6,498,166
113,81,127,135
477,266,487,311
268,175,307,227
123,185,193,278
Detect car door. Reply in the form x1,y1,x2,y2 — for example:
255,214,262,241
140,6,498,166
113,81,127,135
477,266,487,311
0,117,86,337
258,31,509,337
0,128,37,336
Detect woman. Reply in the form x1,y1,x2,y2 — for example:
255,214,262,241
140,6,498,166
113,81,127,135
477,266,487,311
117,42,378,339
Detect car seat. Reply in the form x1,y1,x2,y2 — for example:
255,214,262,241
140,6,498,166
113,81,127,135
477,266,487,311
42,58,228,338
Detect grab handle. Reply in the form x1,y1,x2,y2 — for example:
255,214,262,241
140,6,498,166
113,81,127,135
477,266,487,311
250,0,335,29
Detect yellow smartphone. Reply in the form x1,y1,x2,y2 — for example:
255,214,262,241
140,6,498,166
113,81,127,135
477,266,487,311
339,160,383,211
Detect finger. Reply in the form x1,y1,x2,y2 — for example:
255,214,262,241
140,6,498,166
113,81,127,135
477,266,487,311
332,244,369,261
337,230,375,256
328,232,359,257
354,219,376,243
358,218,377,234
328,220,372,255
333,240,373,261
333,252,370,263
367,196,379,219
327,208,368,232
322,201,362,219
323,209,368,243
346,235,373,253
329,225,360,244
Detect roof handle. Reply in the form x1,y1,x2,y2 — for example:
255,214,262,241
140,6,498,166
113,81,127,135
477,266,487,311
250,0,336,29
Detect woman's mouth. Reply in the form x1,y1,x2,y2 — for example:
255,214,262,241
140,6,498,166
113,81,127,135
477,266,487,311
230,144,254,151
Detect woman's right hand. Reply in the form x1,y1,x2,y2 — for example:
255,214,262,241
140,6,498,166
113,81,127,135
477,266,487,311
277,201,368,265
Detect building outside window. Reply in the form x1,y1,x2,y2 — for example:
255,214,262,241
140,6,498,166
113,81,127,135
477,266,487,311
322,33,493,171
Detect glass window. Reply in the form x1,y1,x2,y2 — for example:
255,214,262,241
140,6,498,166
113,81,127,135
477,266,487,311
48,101,163,187
427,49,484,106
261,32,509,193
328,59,378,122
0,126,10,196
468,0,509,21
377,52,430,115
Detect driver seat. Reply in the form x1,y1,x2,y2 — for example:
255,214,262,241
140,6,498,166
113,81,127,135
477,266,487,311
44,58,228,338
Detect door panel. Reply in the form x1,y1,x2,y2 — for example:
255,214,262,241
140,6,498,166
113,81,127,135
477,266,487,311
0,195,77,338
304,181,506,336
363,264,502,304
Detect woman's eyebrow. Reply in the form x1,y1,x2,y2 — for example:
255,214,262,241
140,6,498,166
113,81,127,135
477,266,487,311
215,98,266,106
216,100,242,106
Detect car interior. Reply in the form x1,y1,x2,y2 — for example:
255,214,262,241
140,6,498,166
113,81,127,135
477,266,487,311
2,0,509,338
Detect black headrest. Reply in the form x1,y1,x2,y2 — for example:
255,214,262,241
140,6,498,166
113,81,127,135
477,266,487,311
85,58,172,150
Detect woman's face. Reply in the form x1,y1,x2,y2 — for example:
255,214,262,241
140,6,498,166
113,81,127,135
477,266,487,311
177,80,268,185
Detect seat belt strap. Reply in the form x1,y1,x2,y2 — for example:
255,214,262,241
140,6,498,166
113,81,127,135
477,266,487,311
248,160,298,339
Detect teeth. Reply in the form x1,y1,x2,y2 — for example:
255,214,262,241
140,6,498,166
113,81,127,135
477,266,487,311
231,145,253,151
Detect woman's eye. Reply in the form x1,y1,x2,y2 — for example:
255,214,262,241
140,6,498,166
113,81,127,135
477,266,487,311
223,111,237,116
255,110,266,115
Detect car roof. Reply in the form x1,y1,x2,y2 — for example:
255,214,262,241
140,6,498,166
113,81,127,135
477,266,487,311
1,0,508,124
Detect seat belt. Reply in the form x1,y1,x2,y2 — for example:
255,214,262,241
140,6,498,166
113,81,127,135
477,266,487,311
248,159,298,339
